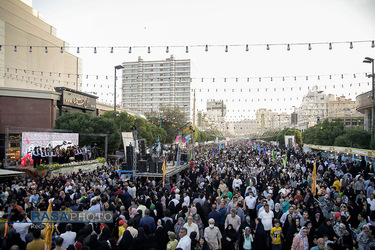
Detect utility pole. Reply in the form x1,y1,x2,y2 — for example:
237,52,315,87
193,89,196,126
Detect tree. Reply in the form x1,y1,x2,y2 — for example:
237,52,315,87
145,106,187,143
334,130,371,149
101,111,167,146
276,128,302,145
302,119,345,146
54,112,121,153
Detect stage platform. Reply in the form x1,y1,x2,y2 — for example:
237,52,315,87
119,162,189,178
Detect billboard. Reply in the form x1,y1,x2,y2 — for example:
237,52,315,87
21,132,79,156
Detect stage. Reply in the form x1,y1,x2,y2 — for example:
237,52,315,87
118,162,190,178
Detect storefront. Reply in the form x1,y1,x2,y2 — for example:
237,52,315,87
0,87,98,167
55,87,97,117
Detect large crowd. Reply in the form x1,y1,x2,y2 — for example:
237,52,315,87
1,140,375,250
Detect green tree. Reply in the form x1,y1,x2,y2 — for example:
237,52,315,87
276,128,302,145
145,106,187,143
334,129,371,149
302,119,345,145
54,112,121,153
102,111,167,146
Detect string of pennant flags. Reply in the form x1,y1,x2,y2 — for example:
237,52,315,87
0,39,374,53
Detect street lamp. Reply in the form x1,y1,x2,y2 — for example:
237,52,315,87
114,65,124,119
363,57,374,140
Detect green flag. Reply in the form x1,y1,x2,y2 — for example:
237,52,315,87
272,150,275,160
283,154,287,168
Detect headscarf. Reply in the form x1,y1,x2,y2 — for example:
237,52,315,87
244,226,251,238
130,208,137,219
190,206,197,215
362,223,371,237
297,226,309,250
275,203,280,212
150,203,155,211
174,217,185,237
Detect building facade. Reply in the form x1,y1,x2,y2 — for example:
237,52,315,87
121,55,191,120
296,86,329,131
0,0,84,166
297,86,364,131
0,0,83,91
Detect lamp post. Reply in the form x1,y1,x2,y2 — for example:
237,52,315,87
114,65,124,119
363,57,374,140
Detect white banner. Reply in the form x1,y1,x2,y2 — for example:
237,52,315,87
21,132,79,156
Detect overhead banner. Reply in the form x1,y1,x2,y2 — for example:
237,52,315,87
21,132,79,156
304,144,375,157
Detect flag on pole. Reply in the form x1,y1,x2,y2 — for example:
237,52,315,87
272,150,275,160
44,200,53,250
312,162,317,196
212,147,215,156
283,154,287,168
162,159,166,187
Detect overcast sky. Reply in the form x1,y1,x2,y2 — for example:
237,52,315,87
33,0,375,120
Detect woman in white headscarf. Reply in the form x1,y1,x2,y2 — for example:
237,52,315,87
273,203,283,220
291,226,309,250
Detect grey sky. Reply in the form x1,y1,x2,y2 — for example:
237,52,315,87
32,0,375,119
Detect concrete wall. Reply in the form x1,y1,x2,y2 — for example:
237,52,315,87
0,96,56,133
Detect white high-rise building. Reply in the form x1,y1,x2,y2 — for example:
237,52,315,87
121,55,191,119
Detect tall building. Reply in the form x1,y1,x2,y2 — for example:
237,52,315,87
255,108,291,135
227,119,257,137
297,86,330,130
297,86,363,131
121,55,191,119
0,0,82,91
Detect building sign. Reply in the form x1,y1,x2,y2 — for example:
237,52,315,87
61,90,96,110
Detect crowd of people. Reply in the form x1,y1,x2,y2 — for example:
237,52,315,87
1,139,375,250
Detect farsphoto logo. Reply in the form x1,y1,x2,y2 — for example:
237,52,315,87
31,211,113,223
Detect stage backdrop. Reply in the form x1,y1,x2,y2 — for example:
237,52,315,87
21,132,79,156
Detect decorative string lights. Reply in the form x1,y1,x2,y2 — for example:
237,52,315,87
1,40,373,54
3,66,370,83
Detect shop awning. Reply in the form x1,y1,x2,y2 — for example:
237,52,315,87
0,169,26,178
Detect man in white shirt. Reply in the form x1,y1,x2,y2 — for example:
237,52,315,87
60,224,76,248
367,193,375,211
266,194,275,211
232,175,243,192
177,227,191,250
258,204,274,231
258,204,274,248
204,218,222,250
183,215,199,239
183,192,190,207
245,191,257,220
13,214,32,242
